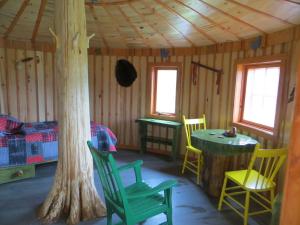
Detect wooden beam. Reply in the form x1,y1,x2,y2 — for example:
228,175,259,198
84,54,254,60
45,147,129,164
174,0,241,41
0,0,8,9
128,2,174,48
31,0,47,42
227,0,294,26
85,0,138,6
2,25,299,56
4,0,30,38
198,0,267,35
88,5,109,48
156,0,217,44
283,0,300,5
280,41,300,225
141,0,196,47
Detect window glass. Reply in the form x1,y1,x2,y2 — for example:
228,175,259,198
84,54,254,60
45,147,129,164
155,69,177,114
242,66,280,128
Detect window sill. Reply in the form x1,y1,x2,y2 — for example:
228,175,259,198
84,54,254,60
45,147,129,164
148,113,178,121
232,122,277,140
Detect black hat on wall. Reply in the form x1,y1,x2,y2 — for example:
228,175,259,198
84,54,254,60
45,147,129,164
115,59,137,87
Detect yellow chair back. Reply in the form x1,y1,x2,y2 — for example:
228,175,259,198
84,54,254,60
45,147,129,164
244,145,287,189
183,115,206,147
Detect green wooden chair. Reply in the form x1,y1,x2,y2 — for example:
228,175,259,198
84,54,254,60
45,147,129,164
87,141,177,225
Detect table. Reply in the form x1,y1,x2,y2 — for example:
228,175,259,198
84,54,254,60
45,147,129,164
191,129,258,197
136,118,182,160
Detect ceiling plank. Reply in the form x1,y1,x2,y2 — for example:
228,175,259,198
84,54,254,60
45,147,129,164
227,0,294,25
100,5,130,48
129,2,174,48
174,0,241,41
117,5,151,48
156,0,217,44
31,0,47,42
88,6,109,48
141,0,196,47
198,0,267,35
4,0,30,38
0,0,8,9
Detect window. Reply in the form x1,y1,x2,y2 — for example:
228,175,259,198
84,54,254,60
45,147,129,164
149,63,181,119
233,56,286,139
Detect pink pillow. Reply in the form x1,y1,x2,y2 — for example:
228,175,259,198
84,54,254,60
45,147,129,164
0,115,24,134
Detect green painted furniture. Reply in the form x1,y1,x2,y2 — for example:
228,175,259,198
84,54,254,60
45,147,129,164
87,141,177,225
0,164,35,184
135,118,182,160
191,129,258,197
191,129,258,156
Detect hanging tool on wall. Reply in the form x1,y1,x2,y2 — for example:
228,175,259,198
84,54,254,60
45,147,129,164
191,61,223,95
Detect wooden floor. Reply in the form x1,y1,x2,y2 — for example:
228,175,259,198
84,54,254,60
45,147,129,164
0,150,271,225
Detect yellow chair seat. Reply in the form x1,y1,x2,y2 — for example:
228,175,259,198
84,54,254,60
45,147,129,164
226,169,275,191
218,147,287,225
186,145,202,153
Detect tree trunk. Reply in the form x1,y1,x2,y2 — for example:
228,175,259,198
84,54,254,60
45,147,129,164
38,1,106,224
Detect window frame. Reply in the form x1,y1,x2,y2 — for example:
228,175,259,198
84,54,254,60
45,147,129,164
148,63,182,120
233,55,287,140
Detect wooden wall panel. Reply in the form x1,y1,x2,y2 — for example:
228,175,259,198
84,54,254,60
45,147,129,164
44,51,54,121
6,49,18,117
36,51,45,122
0,40,298,157
16,49,27,121
0,48,6,113
26,50,38,121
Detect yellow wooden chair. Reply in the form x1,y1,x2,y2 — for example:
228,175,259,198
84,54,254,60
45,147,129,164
182,115,206,185
218,145,287,225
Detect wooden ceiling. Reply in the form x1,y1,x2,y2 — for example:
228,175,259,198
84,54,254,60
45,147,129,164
0,0,300,48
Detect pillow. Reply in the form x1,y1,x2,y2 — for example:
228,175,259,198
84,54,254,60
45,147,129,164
0,115,24,134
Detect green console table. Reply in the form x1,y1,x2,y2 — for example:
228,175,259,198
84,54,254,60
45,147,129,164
136,118,182,160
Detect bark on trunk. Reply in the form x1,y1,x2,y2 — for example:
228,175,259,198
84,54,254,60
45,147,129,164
38,1,106,224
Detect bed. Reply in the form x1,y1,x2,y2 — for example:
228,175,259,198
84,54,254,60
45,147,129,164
0,115,117,167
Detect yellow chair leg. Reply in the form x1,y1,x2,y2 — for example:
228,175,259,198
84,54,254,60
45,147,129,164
270,189,275,208
244,191,250,225
182,149,189,174
218,176,228,210
196,153,201,185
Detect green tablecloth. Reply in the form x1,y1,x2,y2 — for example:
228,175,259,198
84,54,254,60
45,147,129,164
191,129,257,156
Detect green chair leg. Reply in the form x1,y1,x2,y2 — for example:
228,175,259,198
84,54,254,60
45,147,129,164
165,188,173,225
166,210,173,225
107,204,113,225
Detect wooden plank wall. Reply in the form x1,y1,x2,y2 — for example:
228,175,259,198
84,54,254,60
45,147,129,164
0,40,299,156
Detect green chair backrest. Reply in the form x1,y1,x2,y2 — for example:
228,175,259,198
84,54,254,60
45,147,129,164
244,145,287,189
183,114,206,147
87,141,128,211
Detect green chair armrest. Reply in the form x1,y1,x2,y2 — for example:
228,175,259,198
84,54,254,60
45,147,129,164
118,160,143,183
117,160,143,171
127,179,177,199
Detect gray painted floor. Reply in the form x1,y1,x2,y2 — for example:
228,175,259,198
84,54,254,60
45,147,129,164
0,150,271,225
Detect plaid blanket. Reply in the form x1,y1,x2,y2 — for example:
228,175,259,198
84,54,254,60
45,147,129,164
0,120,117,167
